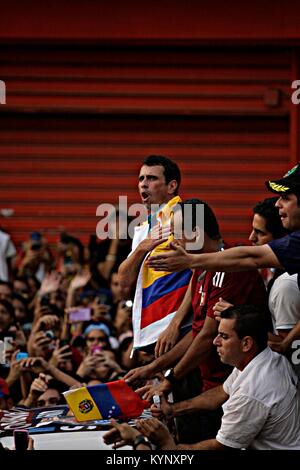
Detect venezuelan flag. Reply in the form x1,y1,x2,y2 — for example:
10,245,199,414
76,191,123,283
132,195,193,349
63,380,149,422
141,269,192,329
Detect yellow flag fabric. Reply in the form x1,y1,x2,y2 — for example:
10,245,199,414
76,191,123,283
63,386,102,422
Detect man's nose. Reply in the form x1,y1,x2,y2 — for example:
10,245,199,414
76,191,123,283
213,334,220,346
248,231,256,243
275,197,281,208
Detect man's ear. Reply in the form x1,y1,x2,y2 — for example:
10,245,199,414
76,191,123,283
167,179,178,195
241,336,254,352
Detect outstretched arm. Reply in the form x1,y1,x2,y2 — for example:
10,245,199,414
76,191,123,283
150,384,228,421
148,243,282,273
171,384,228,417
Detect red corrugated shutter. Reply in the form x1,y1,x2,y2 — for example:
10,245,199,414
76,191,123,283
0,45,292,246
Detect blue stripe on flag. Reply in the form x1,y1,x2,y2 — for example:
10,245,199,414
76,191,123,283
87,384,122,419
142,269,191,308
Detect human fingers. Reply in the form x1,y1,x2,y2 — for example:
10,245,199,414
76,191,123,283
150,404,163,419
154,337,164,358
102,423,120,444
124,368,143,383
27,437,34,450
112,440,127,449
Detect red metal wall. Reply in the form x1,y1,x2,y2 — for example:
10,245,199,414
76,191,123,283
0,45,293,246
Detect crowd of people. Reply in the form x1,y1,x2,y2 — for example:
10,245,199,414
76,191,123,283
1,155,300,451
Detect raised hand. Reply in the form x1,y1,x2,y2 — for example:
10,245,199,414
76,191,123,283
147,242,192,272
150,393,173,420
124,363,154,384
103,418,141,449
49,341,72,368
5,349,22,386
136,417,176,450
29,373,49,397
27,331,53,357
19,356,49,374
69,269,91,291
268,336,288,354
138,224,171,254
39,271,62,296
76,354,100,379
32,314,60,334
212,297,233,321
135,378,171,401
154,323,180,358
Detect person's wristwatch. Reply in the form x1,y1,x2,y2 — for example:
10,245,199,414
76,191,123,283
164,368,177,386
132,435,152,450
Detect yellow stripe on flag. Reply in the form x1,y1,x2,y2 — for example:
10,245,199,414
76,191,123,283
63,387,103,422
142,195,182,289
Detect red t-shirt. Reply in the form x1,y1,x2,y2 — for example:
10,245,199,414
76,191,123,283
191,263,267,392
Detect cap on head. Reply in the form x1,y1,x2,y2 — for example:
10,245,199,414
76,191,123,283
266,164,300,195
83,323,110,337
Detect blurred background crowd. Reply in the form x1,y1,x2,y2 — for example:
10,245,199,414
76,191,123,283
0,220,151,411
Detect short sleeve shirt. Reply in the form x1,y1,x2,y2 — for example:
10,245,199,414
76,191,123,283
216,348,300,450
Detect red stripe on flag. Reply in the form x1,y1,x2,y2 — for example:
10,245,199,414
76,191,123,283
107,380,149,418
141,285,187,329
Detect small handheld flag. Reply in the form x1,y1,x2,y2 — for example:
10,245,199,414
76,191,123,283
63,380,149,422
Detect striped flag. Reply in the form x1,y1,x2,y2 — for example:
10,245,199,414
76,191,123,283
136,266,192,345
132,196,192,349
63,380,149,422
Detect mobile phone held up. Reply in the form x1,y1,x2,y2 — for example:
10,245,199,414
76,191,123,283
15,352,29,362
91,345,102,355
3,337,14,352
69,307,91,323
13,429,29,451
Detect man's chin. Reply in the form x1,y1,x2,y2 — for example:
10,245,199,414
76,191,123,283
281,218,291,230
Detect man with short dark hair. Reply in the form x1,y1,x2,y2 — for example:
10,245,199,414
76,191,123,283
118,155,191,352
147,304,300,450
249,197,287,246
247,196,287,285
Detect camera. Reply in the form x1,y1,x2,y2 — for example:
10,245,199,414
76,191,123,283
45,330,55,340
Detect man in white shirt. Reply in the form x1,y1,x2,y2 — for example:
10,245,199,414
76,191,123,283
148,304,300,450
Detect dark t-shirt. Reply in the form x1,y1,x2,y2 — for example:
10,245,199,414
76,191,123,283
268,231,300,289
191,265,267,392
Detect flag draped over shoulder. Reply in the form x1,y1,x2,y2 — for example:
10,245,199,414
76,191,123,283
63,380,149,422
132,196,193,349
